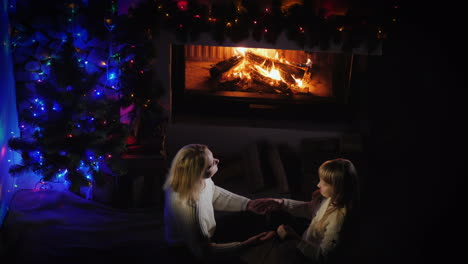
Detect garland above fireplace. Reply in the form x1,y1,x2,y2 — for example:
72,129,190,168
129,0,391,55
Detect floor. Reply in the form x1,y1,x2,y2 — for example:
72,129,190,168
1,188,168,263
0,149,423,264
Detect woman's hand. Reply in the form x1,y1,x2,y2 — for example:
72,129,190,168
276,224,301,240
242,231,277,247
247,198,284,214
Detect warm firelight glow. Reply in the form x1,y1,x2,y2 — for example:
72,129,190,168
224,47,314,93
185,44,335,98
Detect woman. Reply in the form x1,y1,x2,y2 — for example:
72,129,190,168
163,144,277,263
242,158,360,264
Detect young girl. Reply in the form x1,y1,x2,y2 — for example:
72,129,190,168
163,144,277,263
242,158,360,264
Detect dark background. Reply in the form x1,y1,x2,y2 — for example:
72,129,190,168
360,1,453,262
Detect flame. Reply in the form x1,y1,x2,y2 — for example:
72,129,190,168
255,62,283,82
225,47,312,94
235,47,247,56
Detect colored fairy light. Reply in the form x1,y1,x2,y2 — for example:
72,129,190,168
177,0,188,11
56,169,68,178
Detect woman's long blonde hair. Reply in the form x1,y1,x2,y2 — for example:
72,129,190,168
163,144,210,202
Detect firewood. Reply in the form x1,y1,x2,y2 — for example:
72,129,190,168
245,51,307,80
209,55,243,79
248,66,292,95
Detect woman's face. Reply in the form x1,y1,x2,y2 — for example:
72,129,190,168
317,177,334,198
204,149,219,178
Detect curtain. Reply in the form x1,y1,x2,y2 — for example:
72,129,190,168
0,0,23,226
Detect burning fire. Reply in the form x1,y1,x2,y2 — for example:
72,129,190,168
215,47,315,94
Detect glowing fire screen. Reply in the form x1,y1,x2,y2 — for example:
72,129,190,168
184,45,338,100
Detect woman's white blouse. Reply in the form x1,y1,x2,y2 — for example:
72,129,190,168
164,178,251,258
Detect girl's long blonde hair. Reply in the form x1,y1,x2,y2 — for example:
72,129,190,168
316,158,360,230
163,144,210,202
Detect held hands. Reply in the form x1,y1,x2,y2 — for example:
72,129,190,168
242,231,277,247
276,224,301,240
247,198,284,214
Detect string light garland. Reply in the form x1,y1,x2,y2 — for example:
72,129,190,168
143,0,398,52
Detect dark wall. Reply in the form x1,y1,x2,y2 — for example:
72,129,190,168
360,2,453,262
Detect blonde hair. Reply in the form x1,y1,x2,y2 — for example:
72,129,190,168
316,158,360,230
163,144,210,202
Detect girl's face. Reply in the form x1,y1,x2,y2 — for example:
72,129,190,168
317,178,333,198
204,149,219,178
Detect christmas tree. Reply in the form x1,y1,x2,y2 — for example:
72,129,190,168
8,35,130,193
7,0,132,194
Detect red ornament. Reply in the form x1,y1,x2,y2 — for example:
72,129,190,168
126,136,137,145
176,0,188,11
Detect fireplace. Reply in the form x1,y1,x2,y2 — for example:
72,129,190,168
171,43,358,126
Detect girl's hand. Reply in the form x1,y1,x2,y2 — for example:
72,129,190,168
276,224,301,240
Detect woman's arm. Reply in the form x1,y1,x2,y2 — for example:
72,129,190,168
212,184,250,211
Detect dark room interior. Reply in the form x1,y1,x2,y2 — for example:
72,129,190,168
0,0,451,263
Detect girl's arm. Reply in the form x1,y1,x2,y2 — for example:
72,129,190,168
280,190,323,219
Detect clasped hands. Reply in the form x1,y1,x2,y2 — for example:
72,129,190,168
243,198,301,246
246,198,283,215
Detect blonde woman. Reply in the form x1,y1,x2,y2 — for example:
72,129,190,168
242,158,360,264
163,144,277,263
